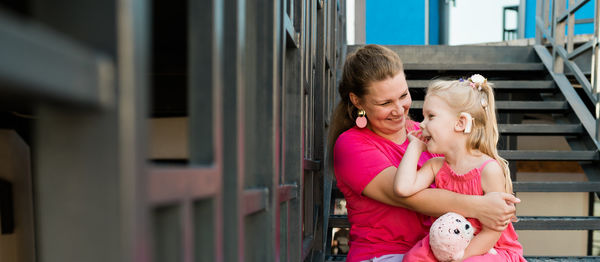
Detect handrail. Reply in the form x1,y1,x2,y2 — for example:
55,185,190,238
535,0,600,148
557,0,590,23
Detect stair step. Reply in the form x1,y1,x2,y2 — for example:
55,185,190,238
499,124,584,135
332,182,599,195
514,181,600,192
499,150,599,161
332,188,344,199
325,255,347,262
332,181,599,196
514,216,600,230
379,45,541,64
525,257,600,262
404,63,545,71
329,215,350,228
326,255,600,262
407,80,556,90
412,101,569,111
330,215,600,230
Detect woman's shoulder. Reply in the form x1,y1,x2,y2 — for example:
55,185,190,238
337,127,371,143
334,127,380,153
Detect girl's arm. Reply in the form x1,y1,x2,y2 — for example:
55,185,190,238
461,227,501,260
362,166,519,231
393,133,437,197
461,161,508,260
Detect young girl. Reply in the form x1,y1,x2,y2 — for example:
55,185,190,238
395,75,526,261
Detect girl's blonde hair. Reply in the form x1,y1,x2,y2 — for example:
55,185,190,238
426,78,513,194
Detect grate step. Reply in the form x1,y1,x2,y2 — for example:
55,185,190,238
333,182,599,195
514,181,600,192
329,215,350,228
499,150,599,161
412,101,569,112
525,257,600,261
407,80,556,90
499,124,583,136
326,255,600,262
330,215,600,230
514,216,600,230
404,63,545,71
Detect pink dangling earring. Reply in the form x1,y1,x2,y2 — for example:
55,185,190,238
356,109,367,128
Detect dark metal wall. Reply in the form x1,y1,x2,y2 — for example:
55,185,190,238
0,0,345,261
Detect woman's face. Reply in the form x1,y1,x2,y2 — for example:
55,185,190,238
352,72,412,141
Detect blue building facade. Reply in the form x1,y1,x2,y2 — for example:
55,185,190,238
365,0,595,45
365,0,440,45
524,0,595,38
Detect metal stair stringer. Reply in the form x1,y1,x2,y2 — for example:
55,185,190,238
533,45,599,149
534,44,600,200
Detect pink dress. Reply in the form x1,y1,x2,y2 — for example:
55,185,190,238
403,160,526,262
333,121,438,262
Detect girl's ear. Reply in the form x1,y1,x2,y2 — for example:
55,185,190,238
455,112,473,133
349,92,361,109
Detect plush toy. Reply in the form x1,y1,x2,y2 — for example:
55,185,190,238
429,212,496,262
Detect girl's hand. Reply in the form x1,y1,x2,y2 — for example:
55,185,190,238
476,192,521,231
407,130,427,151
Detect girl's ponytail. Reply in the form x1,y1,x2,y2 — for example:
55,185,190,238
478,81,513,194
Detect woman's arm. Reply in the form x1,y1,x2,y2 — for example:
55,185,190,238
362,166,519,231
393,135,436,197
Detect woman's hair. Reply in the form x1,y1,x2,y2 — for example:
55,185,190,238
426,78,513,194
327,44,404,167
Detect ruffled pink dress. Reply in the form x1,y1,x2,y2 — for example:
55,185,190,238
403,159,526,262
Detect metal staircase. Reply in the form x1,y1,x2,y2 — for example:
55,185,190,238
323,44,600,261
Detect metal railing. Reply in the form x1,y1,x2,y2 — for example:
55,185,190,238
535,0,600,146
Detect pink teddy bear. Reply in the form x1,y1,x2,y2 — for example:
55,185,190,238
430,212,496,261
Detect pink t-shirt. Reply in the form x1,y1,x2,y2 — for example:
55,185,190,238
333,121,438,262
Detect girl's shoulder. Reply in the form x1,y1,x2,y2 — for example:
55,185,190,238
478,156,501,172
425,156,446,174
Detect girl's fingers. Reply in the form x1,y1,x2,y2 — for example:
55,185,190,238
408,130,427,144
408,130,422,140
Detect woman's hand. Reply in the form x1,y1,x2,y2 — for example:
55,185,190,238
475,192,521,231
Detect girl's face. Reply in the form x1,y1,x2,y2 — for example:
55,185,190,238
420,95,459,154
355,72,412,141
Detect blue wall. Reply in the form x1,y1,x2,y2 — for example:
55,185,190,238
525,0,595,38
366,0,427,45
429,0,439,45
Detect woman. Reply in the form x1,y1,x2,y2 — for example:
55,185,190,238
328,44,519,262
